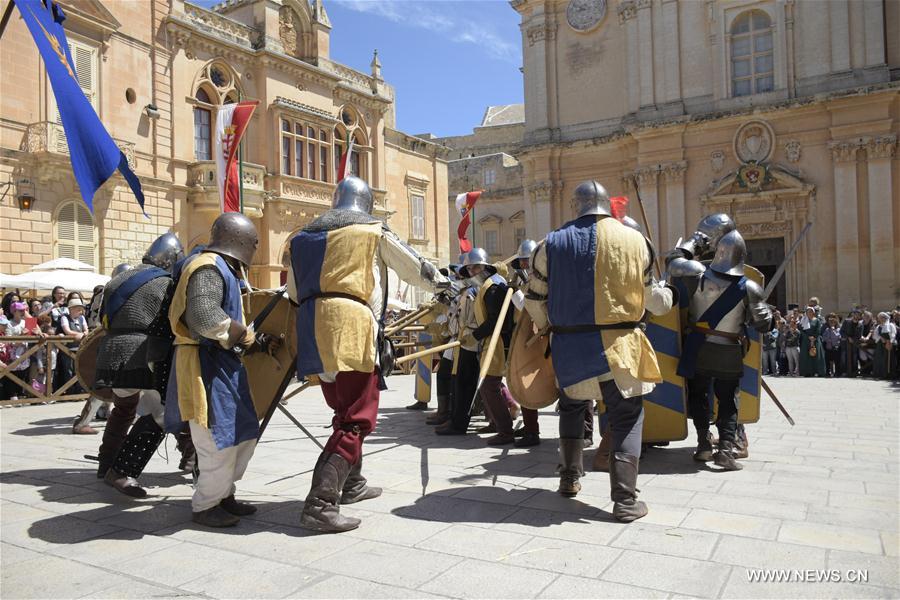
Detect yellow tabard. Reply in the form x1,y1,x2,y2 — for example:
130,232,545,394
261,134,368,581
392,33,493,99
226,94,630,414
474,276,507,377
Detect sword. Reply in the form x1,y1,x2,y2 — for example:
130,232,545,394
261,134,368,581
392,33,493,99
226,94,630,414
760,377,795,426
763,222,812,300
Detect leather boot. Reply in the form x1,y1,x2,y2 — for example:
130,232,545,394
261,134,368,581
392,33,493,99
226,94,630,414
96,394,139,478
693,429,713,462
610,453,648,522
714,440,744,471
176,427,196,472
592,429,611,472
220,494,257,516
104,468,147,498
300,453,361,533
558,438,584,498
192,505,239,528
340,457,382,505
734,426,749,459
425,395,450,425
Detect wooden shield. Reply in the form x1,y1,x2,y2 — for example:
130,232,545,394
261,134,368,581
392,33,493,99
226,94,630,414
75,327,105,393
507,310,558,410
242,290,298,420
736,265,763,424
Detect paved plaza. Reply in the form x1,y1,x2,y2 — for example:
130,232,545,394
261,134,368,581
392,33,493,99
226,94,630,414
1,375,897,599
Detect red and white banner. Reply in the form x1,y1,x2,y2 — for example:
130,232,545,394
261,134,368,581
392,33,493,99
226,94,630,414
215,100,258,213
455,190,482,253
336,131,355,182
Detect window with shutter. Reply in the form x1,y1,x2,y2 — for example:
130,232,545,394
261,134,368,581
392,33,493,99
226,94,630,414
50,39,98,152
410,195,425,240
55,201,97,267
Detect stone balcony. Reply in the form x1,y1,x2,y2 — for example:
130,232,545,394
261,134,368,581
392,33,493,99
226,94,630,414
187,160,267,217
21,121,137,180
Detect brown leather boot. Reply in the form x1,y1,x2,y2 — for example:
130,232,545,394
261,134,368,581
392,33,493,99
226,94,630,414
592,428,611,472
713,441,744,471
693,430,713,462
300,453,361,533
734,426,749,459
192,505,239,528
610,453,648,522
104,468,147,498
558,438,584,497
340,457,382,505
220,495,257,516
96,394,139,478
425,395,450,425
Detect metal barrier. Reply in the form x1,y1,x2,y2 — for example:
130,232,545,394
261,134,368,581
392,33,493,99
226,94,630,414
0,336,89,406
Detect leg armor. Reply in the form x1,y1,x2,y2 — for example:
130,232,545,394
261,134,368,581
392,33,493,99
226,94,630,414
112,414,166,478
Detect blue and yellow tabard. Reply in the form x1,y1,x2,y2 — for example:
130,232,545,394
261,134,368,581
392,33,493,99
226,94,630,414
291,222,382,376
545,214,661,389
164,252,259,450
473,274,509,377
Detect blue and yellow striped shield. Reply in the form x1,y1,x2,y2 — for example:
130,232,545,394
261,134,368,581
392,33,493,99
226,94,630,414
415,332,433,403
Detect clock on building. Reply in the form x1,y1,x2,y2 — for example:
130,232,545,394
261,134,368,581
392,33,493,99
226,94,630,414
566,0,607,32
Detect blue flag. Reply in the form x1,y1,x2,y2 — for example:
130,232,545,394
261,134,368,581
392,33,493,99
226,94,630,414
16,0,145,215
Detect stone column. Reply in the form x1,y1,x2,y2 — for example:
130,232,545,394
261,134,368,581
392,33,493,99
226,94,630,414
634,166,660,244
661,0,681,104
828,139,860,310
829,0,850,72
617,1,640,113
865,135,897,308
527,181,553,240
636,0,654,108
663,161,687,251
863,0,885,67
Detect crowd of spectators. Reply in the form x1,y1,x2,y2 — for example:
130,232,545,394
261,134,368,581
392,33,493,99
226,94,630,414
0,285,104,401
761,296,900,380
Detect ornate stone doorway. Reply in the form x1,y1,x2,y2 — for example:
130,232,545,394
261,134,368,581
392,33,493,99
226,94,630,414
746,237,785,311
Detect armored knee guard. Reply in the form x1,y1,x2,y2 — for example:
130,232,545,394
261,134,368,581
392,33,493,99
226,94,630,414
112,415,166,479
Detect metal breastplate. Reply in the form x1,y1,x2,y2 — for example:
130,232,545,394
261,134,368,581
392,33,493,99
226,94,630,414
688,271,747,343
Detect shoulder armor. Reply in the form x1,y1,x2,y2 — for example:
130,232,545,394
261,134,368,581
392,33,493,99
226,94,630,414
667,257,705,278
744,278,766,303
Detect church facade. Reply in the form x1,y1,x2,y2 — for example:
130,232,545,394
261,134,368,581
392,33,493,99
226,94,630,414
511,0,900,312
0,0,450,293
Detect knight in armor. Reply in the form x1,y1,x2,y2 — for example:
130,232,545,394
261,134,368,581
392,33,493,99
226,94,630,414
423,264,461,427
524,181,675,522
93,234,184,497
287,176,451,533
667,215,772,471
509,239,541,448
165,213,262,528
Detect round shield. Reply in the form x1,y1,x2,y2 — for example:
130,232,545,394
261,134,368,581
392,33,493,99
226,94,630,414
75,327,105,393
507,310,558,410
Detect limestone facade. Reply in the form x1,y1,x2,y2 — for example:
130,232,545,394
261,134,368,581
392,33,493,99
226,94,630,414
511,0,900,312
1,0,450,294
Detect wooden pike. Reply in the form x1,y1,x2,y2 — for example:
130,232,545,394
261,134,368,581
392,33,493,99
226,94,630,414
394,341,461,366
760,377,795,426
470,286,515,414
384,302,437,336
631,174,663,278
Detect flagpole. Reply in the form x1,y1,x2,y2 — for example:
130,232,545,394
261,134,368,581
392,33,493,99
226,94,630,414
0,0,16,40
237,90,245,214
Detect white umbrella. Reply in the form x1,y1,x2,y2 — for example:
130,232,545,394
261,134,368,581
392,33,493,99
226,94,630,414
1,269,109,293
31,257,97,272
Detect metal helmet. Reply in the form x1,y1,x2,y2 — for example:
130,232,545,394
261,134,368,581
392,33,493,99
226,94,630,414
621,216,643,233
697,213,736,251
458,247,496,279
206,212,259,268
143,232,185,272
571,180,611,218
511,239,537,270
709,230,746,276
111,263,133,278
332,176,374,214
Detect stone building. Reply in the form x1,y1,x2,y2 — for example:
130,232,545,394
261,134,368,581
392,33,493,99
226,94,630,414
430,104,526,262
511,0,900,312
0,0,450,293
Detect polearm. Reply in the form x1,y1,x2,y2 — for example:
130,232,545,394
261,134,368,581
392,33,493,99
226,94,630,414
0,0,15,40
630,174,663,278
394,341,460,366
760,377,795,426
384,302,437,336
469,286,515,415
764,222,813,300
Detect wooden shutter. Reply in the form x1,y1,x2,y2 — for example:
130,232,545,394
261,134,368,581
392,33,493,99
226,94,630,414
56,201,96,266
51,39,98,152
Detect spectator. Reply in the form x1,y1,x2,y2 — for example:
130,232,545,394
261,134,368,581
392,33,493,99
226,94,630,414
776,318,789,376
761,321,778,375
859,311,875,376
4,302,33,400
822,313,842,377
808,296,823,319
28,299,42,319
840,308,861,377
785,319,801,376
54,298,89,395
33,314,55,394
799,306,826,377
872,312,897,380
86,285,104,329
0,316,14,399
2,291,20,320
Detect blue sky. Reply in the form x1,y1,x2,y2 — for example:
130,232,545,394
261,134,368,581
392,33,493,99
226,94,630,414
198,0,524,137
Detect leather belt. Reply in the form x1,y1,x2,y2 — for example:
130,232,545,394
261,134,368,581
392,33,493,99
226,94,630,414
550,321,643,334
300,292,368,306
688,324,744,341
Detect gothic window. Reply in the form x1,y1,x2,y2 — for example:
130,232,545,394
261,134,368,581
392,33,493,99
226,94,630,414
54,201,96,267
334,116,369,182
731,10,774,97
279,116,331,182
194,88,213,161
190,61,242,161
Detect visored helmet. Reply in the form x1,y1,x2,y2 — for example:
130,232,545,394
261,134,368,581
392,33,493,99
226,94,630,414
207,212,259,269
709,230,746,276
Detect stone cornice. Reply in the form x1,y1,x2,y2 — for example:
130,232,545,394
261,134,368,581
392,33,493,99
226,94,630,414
865,134,897,160
617,1,637,24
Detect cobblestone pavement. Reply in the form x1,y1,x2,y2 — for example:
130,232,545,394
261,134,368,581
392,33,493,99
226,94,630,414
1,375,898,599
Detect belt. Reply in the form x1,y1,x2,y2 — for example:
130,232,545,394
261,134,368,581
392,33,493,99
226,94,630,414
550,321,643,334
300,292,368,307
688,324,745,342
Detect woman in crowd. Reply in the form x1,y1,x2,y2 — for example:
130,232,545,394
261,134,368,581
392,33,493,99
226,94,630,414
784,319,801,377
4,301,35,400
799,306,826,377
53,297,89,395
2,291,20,320
761,320,779,376
775,318,789,376
858,311,875,376
871,312,897,380
822,313,842,377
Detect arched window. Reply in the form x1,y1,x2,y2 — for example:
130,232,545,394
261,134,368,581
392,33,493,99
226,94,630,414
333,112,369,182
55,201,96,266
731,10,774,97
193,87,213,161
